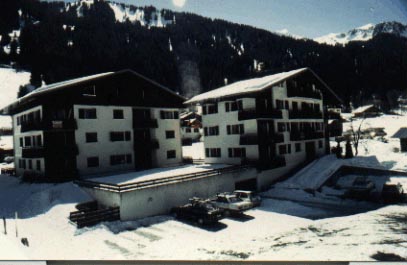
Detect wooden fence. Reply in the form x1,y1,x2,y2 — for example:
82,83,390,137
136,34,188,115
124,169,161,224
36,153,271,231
69,207,120,228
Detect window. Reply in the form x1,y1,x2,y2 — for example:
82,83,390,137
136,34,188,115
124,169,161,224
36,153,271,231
126,154,132,163
276,100,284,110
113,109,124,119
292,102,298,111
279,145,287,155
227,124,244,135
36,160,41,171
160,111,179,119
19,137,23,147
24,136,32,147
18,159,22,169
277,123,286,132
194,128,199,133
205,148,221,158
110,155,128,165
237,100,243,111
22,159,26,169
186,128,191,133
167,150,176,159
110,131,131,142
17,116,20,126
225,102,238,112
87,157,99,167
285,101,289,109
79,108,97,119
111,154,132,165
36,135,42,147
204,126,219,136
125,131,131,141
86,132,98,143
287,144,292,154
228,148,246,158
166,130,175,139
203,104,218,115
83,85,96,96
318,140,323,149
295,143,301,152
28,160,32,170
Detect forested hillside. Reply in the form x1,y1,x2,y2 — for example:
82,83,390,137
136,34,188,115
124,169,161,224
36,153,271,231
0,0,406,107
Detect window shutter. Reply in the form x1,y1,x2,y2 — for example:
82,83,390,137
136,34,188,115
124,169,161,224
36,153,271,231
240,124,244,134
225,103,229,112
228,148,232,158
227,125,231,135
174,111,179,119
79,109,85,119
125,131,131,141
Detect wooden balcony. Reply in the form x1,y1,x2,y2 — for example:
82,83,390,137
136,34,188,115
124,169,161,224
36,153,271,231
290,131,324,141
238,109,283,121
288,110,323,119
133,118,158,129
21,147,45,158
21,119,77,132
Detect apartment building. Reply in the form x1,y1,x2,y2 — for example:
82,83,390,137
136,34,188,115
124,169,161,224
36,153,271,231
185,68,341,187
0,70,185,180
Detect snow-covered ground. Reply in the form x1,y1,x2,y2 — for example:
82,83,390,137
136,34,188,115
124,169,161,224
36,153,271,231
0,114,407,260
0,67,31,128
0,173,405,260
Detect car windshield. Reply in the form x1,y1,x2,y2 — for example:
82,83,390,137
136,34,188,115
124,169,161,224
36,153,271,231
227,196,241,203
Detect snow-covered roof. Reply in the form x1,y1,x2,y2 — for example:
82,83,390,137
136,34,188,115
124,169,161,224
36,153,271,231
185,67,341,104
185,68,307,104
392,127,407,138
18,72,114,102
1,69,185,115
352,104,376,114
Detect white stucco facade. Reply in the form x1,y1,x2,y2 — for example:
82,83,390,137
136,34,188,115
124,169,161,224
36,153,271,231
74,105,135,176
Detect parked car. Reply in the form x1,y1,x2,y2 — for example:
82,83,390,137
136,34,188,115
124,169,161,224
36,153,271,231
209,193,252,215
171,198,223,225
233,190,262,208
382,183,404,204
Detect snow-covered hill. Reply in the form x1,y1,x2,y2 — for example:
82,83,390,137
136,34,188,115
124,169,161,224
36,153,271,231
315,21,407,45
0,67,30,128
66,0,174,28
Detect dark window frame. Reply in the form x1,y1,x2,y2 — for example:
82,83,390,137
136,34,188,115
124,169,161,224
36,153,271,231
113,109,124,119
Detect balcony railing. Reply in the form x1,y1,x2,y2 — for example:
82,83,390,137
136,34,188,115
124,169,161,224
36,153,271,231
20,119,77,132
290,131,324,141
136,139,160,149
287,89,322,99
288,110,323,119
238,109,283,121
133,118,158,129
22,144,79,158
21,147,45,158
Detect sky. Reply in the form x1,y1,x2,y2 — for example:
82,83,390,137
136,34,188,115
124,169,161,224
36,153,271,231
55,0,407,38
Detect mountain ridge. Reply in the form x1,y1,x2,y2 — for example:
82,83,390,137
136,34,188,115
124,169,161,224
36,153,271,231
314,21,407,45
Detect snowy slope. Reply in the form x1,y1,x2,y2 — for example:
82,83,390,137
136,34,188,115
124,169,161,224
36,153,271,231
0,172,406,260
0,67,31,128
315,21,407,45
